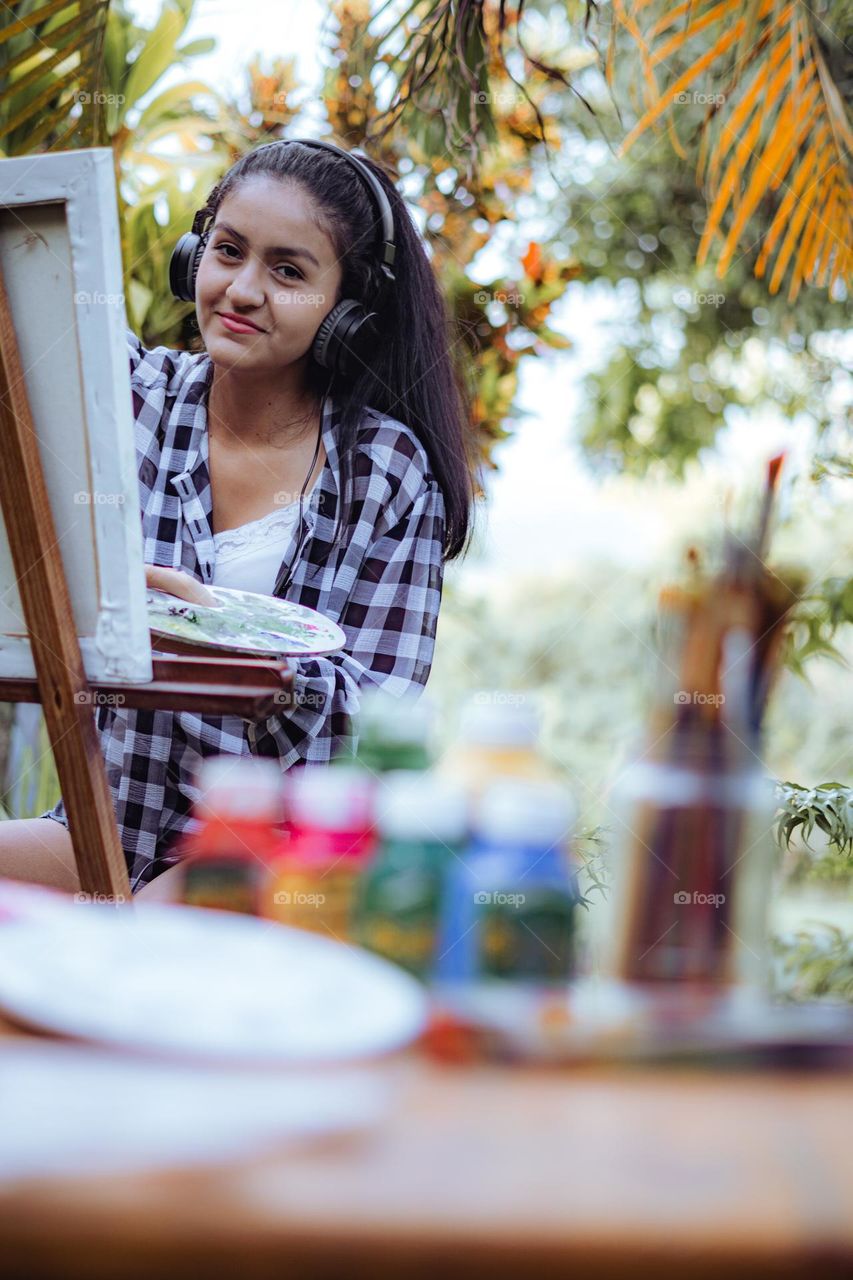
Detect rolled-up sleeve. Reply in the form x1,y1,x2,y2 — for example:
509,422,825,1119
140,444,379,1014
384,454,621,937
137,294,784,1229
248,481,445,767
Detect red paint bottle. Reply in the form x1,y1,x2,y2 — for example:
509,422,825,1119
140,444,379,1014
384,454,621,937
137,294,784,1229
173,757,287,915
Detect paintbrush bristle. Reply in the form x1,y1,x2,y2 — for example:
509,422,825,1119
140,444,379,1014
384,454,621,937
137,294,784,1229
767,452,786,490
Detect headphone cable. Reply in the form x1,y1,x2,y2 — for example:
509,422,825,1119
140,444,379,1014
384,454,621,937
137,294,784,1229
277,390,326,596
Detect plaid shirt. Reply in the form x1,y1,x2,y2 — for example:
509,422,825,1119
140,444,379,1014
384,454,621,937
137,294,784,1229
44,330,445,889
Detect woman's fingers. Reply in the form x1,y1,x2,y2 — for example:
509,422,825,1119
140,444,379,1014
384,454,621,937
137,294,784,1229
145,565,219,607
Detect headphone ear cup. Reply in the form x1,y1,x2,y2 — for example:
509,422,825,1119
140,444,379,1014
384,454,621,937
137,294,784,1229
312,298,379,377
169,232,205,302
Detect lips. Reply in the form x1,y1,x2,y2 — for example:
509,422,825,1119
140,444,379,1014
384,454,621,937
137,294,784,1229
217,313,265,334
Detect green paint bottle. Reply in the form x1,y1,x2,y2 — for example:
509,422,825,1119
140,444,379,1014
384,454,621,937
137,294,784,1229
354,770,467,980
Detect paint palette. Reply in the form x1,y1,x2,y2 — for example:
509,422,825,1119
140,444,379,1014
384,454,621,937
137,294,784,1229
147,585,346,657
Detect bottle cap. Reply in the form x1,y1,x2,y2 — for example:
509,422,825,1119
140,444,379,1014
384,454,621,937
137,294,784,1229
377,770,467,842
358,686,434,742
473,778,576,848
356,687,435,769
287,764,373,831
457,694,540,748
195,756,284,823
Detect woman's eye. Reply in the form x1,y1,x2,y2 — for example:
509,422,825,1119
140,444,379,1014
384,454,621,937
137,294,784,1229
214,244,301,281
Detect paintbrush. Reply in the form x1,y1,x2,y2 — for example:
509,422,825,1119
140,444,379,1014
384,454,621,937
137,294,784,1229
755,451,786,564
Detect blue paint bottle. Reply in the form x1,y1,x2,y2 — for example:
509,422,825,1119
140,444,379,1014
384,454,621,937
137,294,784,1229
434,779,580,985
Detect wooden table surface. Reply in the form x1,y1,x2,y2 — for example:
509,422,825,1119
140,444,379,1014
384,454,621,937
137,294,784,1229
1,1014,851,1279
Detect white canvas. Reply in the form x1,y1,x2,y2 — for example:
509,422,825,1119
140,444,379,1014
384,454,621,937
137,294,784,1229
0,148,151,683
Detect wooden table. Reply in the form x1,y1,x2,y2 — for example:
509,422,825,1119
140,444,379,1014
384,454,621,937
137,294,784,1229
0,1014,851,1279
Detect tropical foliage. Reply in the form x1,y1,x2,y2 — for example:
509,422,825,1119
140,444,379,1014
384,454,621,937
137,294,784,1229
101,0,223,339
777,781,853,863
321,0,581,462
0,0,111,153
772,924,853,1001
613,0,852,301
365,0,852,300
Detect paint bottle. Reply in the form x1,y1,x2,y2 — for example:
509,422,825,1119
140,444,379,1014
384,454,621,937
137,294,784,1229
173,756,286,915
266,765,376,939
354,770,467,980
339,687,435,773
435,778,580,985
438,694,553,803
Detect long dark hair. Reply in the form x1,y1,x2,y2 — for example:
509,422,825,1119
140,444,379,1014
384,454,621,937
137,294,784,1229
195,140,476,560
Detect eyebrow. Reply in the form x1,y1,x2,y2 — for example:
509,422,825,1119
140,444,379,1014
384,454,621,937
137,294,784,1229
213,222,320,269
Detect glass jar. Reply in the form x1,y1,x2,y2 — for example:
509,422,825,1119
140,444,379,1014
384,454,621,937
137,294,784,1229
600,724,778,996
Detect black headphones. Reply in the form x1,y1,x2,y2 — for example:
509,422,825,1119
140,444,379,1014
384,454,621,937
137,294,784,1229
168,137,397,380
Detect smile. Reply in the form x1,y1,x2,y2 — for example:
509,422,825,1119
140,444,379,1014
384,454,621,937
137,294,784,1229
216,313,265,334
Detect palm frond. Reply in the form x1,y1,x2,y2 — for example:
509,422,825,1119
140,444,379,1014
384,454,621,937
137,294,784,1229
355,0,576,174
614,0,853,299
0,0,111,155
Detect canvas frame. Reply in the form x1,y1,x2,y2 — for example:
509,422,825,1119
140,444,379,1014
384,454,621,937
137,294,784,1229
0,148,151,683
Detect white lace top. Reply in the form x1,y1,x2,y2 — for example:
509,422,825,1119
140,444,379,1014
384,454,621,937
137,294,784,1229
212,499,302,595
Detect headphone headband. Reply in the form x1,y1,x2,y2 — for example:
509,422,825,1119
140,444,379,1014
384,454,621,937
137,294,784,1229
251,138,396,283
192,137,396,285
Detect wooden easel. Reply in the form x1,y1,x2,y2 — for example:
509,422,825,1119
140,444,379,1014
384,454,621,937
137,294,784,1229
0,269,293,901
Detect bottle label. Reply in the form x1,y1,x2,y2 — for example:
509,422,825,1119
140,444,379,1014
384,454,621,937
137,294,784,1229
356,862,442,978
181,860,259,915
476,887,576,981
268,866,358,940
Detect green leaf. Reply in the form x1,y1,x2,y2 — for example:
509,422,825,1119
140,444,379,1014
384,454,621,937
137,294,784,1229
103,7,129,97
176,37,215,60
122,4,186,121
135,79,220,133
127,278,153,330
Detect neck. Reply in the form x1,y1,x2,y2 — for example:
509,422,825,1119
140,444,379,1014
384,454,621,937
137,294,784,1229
207,362,322,450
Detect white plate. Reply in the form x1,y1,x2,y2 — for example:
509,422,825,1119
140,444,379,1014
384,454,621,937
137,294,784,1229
0,902,427,1064
147,585,346,656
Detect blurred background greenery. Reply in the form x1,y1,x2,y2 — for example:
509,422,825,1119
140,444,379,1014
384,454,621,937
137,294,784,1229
0,0,850,998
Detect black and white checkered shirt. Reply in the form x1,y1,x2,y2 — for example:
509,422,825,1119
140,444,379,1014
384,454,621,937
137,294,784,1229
44,331,445,889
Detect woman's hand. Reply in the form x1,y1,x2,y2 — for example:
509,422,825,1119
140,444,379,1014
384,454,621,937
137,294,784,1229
145,565,219,607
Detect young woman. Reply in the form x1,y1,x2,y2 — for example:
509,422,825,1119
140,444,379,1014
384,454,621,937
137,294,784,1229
0,138,475,895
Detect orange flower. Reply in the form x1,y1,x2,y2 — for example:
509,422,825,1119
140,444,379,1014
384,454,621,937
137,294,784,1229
521,241,543,282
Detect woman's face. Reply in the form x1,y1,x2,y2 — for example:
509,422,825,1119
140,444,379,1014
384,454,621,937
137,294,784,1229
195,175,344,380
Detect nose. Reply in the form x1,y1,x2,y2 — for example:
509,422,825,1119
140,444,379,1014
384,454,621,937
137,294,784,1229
225,255,265,310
